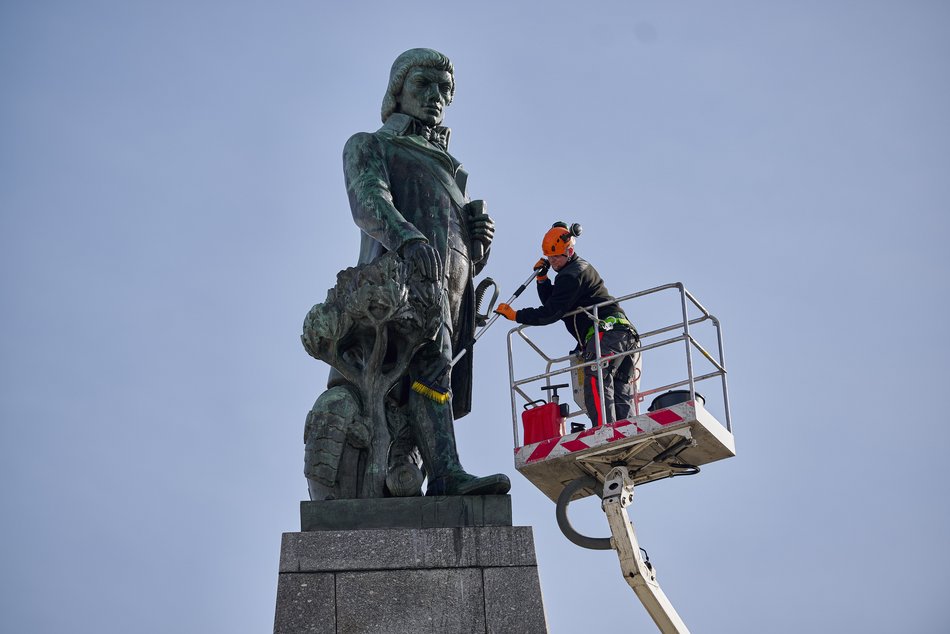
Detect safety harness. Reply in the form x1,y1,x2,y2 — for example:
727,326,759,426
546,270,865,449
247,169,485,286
585,315,634,343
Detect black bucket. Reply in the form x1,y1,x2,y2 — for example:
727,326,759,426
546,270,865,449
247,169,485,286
648,389,705,412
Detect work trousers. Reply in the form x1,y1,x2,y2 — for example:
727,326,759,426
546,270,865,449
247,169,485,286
582,328,640,426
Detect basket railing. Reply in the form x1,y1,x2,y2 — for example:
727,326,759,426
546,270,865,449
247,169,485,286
506,282,731,448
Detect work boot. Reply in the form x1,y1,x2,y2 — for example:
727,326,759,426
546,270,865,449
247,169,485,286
408,389,510,497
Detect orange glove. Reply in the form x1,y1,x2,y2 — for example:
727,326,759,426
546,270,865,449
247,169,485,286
495,303,517,321
533,258,550,281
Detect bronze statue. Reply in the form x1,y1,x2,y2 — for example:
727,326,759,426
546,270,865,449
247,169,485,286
302,48,510,501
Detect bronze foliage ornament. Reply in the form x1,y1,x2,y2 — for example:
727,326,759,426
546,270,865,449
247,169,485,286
302,253,441,499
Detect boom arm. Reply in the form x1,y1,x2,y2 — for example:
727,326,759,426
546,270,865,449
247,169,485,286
602,466,691,634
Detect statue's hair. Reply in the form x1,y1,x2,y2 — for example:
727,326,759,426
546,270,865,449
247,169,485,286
381,48,455,123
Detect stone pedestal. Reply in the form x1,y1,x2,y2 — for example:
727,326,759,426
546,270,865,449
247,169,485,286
273,496,548,633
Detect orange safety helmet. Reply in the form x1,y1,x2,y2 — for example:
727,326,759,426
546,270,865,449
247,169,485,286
541,221,582,256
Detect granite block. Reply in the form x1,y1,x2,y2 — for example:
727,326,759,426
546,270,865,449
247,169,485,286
300,495,512,531
280,526,538,573
470,526,539,568
484,567,549,633
274,526,548,633
336,568,486,634
273,572,335,634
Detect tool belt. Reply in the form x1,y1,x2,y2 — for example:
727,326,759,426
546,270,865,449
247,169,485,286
584,315,634,343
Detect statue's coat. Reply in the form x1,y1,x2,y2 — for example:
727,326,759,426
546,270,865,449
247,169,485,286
338,113,488,418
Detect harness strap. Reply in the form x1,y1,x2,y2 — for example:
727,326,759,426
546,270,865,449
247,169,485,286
585,316,633,343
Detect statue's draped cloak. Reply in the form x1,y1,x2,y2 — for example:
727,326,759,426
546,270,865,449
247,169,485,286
335,113,487,419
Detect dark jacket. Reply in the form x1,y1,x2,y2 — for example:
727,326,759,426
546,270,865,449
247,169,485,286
516,255,627,346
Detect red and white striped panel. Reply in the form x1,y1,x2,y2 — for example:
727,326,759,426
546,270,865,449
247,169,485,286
514,401,697,469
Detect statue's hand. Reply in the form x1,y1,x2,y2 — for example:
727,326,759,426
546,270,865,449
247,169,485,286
400,240,442,282
468,206,495,249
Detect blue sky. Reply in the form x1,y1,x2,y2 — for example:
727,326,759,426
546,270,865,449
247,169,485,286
2,1,948,632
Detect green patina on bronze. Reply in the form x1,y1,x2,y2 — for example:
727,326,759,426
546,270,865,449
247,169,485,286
302,253,441,499
301,49,510,502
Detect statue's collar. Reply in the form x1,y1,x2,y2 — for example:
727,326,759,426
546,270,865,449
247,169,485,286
381,113,451,151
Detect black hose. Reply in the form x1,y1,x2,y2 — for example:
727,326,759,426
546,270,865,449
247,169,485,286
652,437,692,463
668,462,701,477
555,475,612,550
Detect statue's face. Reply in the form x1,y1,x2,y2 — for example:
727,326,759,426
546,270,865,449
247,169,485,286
396,67,453,126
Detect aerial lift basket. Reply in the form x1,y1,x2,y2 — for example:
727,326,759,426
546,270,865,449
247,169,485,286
505,282,735,634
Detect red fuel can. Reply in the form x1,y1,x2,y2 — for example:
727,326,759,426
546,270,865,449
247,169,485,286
521,401,566,445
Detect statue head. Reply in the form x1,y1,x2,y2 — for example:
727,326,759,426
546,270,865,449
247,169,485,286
381,48,455,124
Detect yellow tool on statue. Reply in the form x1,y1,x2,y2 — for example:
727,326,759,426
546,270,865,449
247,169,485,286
411,267,541,403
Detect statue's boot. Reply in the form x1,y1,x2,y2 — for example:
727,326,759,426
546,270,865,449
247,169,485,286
409,392,510,496
386,421,424,497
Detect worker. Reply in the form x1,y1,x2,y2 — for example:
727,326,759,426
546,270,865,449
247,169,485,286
495,222,640,427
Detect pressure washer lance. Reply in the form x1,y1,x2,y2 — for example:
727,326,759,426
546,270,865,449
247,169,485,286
411,267,541,403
